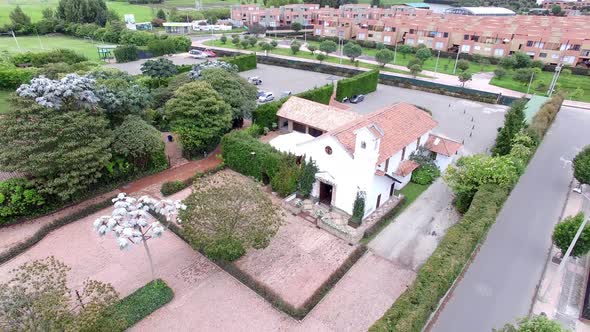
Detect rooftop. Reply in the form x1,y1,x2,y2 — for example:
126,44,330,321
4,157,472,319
331,103,438,165
425,134,462,157
277,96,361,132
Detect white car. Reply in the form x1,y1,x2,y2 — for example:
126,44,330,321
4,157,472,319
248,76,263,85
258,92,274,103
188,50,207,59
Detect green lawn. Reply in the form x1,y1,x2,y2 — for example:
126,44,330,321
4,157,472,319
0,90,12,114
361,182,429,244
491,70,590,102
204,39,432,77
0,35,104,61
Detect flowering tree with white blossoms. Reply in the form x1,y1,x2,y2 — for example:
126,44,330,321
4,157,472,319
188,60,238,79
93,193,186,280
16,73,99,110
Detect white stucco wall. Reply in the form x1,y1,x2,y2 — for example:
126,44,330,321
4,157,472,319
364,174,395,217
395,173,412,189
435,153,454,173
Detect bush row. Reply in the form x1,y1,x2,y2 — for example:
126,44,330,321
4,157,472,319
370,185,509,332
0,196,115,265
335,69,379,102
160,164,224,196
527,94,565,140
296,83,334,105
99,279,174,331
11,48,88,67
223,53,257,72
221,130,300,197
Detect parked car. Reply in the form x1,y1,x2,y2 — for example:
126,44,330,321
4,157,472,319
257,90,266,98
349,94,365,104
280,91,292,98
188,50,207,59
202,49,217,57
248,76,263,85
258,92,274,103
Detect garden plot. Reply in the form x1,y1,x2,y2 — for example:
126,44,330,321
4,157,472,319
234,211,357,310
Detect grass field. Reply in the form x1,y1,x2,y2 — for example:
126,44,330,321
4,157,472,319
0,90,11,114
0,35,103,60
491,70,590,102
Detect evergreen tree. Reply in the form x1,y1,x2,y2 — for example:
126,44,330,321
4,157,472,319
9,5,32,32
57,0,109,26
492,99,527,156
156,8,167,20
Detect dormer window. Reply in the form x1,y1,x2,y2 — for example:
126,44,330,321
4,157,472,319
361,141,366,149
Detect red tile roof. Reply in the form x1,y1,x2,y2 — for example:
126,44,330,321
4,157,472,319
395,160,419,177
330,103,437,165
425,134,462,157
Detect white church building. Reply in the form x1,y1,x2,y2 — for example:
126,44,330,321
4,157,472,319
269,97,462,219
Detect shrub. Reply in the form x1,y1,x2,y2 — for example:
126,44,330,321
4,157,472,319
370,185,509,332
114,45,139,63
528,94,564,138
335,69,379,101
160,180,186,196
203,236,246,261
351,191,366,224
411,163,440,185
270,163,301,196
252,98,287,129
11,49,87,67
100,279,174,330
298,159,318,198
223,53,256,72
0,178,45,222
0,67,36,89
552,212,590,257
147,38,176,56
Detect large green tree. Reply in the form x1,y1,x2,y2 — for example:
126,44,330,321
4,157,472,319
57,0,109,26
492,99,526,156
0,97,112,201
9,5,32,32
375,49,394,67
199,68,258,121
112,115,167,171
319,40,337,55
141,58,178,79
343,42,362,62
573,145,590,185
552,213,590,257
165,81,232,156
180,171,282,261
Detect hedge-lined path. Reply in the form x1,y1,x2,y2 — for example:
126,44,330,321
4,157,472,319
0,146,222,260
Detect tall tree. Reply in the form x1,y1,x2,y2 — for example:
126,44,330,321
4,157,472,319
492,99,526,156
112,115,166,170
375,48,394,67
165,81,232,155
343,41,362,62
0,97,112,201
156,8,167,20
199,68,258,121
290,22,302,32
9,5,32,32
141,58,178,79
57,0,109,26
573,145,590,185
319,40,337,55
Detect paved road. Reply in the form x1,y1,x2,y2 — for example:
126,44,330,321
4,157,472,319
431,106,590,331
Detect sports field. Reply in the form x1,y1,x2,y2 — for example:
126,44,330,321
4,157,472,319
0,35,104,61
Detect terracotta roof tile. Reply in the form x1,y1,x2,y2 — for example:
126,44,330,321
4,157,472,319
277,96,360,132
425,134,462,157
395,160,419,177
330,103,437,165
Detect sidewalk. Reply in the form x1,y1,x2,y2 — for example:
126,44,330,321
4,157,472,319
532,184,590,331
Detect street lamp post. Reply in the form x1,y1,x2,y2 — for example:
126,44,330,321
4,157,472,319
548,63,562,97
527,71,535,95
392,30,399,65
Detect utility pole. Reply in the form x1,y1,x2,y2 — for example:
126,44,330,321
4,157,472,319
434,49,441,77
453,48,461,74
548,63,562,97
392,30,398,64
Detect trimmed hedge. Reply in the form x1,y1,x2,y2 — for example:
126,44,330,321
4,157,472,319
114,44,139,63
221,130,299,196
528,94,565,140
252,98,288,129
223,53,257,72
297,84,334,105
0,196,115,265
335,69,379,102
370,185,509,332
101,279,174,331
160,164,224,196
0,68,36,89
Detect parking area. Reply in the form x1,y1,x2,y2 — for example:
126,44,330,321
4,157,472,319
238,63,338,97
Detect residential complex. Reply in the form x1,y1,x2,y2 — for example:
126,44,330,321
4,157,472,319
231,3,590,66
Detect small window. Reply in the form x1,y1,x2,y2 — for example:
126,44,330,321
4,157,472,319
361,141,366,149
464,34,469,40
443,32,449,38
539,53,547,58
325,146,333,155
401,147,406,161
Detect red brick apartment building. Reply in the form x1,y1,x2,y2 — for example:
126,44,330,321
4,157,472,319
230,4,590,66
